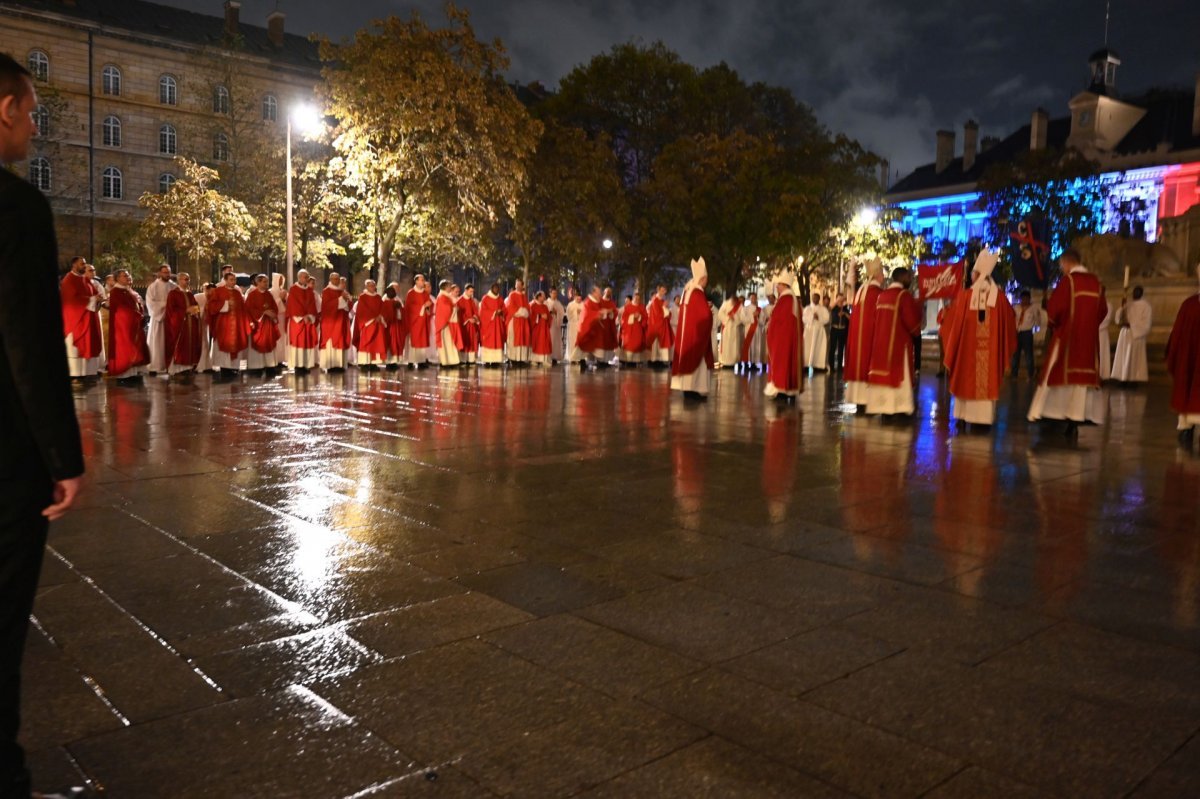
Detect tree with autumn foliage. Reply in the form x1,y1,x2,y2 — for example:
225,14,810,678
318,5,541,286
137,158,256,276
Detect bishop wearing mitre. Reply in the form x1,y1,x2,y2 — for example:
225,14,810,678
764,270,803,402
939,250,1016,427
844,257,885,409
670,258,714,400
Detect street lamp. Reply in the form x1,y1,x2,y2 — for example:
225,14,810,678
602,238,613,250
286,102,323,285
855,207,878,227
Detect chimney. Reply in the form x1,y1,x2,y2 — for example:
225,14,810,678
1030,107,1049,151
962,120,979,172
267,10,285,47
935,129,955,173
224,1,240,38
1193,72,1200,137
980,135,1000,152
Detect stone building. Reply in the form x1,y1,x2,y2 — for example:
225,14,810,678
0,0,321,269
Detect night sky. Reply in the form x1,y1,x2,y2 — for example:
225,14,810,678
162,0,1200,179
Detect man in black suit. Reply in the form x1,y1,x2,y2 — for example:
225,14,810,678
0,53,85,799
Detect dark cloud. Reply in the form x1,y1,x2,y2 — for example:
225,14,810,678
163,0,1200,177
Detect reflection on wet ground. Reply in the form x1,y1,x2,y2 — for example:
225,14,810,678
27,366,1200,796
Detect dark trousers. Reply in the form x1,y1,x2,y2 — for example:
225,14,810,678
1011,330,1036,377
829,328,847,370
912,334,922,372
0,477,50,799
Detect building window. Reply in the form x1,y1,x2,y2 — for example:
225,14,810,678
27,50,48,81
158,173,176,194
213,85,230,115
159,74,177,105
33,104,49,138
102,115,121,147
29,157,51,191
102,166,122,199
159,124,176,155
102,65,121,96
213,132,229,162
262,93,277,122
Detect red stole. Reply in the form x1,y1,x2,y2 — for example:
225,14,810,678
766,292,803,391
939,285,1017,402
866,285,922,388
670,286,714,376
844,282,881,383
479,292,506,349
1040,269,1105,387
740,306,761,362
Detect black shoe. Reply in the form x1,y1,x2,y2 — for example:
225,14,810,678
579,361,588,373
1064,421,1080,442
1178,427,1195,448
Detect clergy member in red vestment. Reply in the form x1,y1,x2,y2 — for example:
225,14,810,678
530,290,553,366
351,279,388,369
245,274,282,373
764,270,803,402
434,280,463,368
318,272,352,372
575,285,611,369
1166,269,1200,448
505,279,532,365
600,287,619,356
740,293,764,369
459,285,480,365
209,270,251,377
619,294,646,365
479,283,506,366
845,257,885,409
404,274,434,367
939,250,1016,427
107,269,150,383
382,283,405,368
286,269,319,372
163,271,201,376
865,267,923,417
645,284,674,368
1027,248,1107,437
670,258,714,399
60,255,102,379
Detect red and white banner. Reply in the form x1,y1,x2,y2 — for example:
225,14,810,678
918,261,964,300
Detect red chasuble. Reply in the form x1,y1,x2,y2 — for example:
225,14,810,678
286,284,319,349
164,286,201,367
245,288,281,354
600,298,619,350
646,296,674,349
60,271,102,358
740,305,761,362
620,303,646,353
405,288,433,348
353,292,388,358
866,285,923,388
479,292,506,350
434,293,464,350
844,282,881,383
766,292,803,392
382,297,404,357
459,296,480,352
107,286,149,375
576,297,607,353
939,285,1017,402
320,286,351,350
531,300,553,356
1040,269,1105,387
210,285,251,356
1166,294,1200,415
670,286,714,376
505,290,531,346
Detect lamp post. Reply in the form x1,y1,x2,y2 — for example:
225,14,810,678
286,103,322,286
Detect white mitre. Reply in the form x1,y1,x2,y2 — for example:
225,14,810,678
865,257,884,278
771,270,795,291
970,249,1001,309
690,257,707,283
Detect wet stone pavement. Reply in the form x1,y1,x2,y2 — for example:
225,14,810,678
24,364,1200,798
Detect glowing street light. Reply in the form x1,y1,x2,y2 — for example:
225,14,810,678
855,207,878,227
602,238,614,250
286,102,324,285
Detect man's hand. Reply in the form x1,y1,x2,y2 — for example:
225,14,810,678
43,476,84,520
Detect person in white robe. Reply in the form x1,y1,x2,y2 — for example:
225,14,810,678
270,273,288,366
716,295,742,368
1111,286,1151,383
86,263,108,372
670,258,712,398
547,288,566,363
145,263,174,375
1096,296,1114,380
565,290,585,362
740,292,766,368
195,283,213,372
802,293,831,372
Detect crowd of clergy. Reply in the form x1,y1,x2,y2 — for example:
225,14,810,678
56,248,1200,447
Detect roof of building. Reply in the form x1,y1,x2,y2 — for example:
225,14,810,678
887,87,1200,198
2,0,321,70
